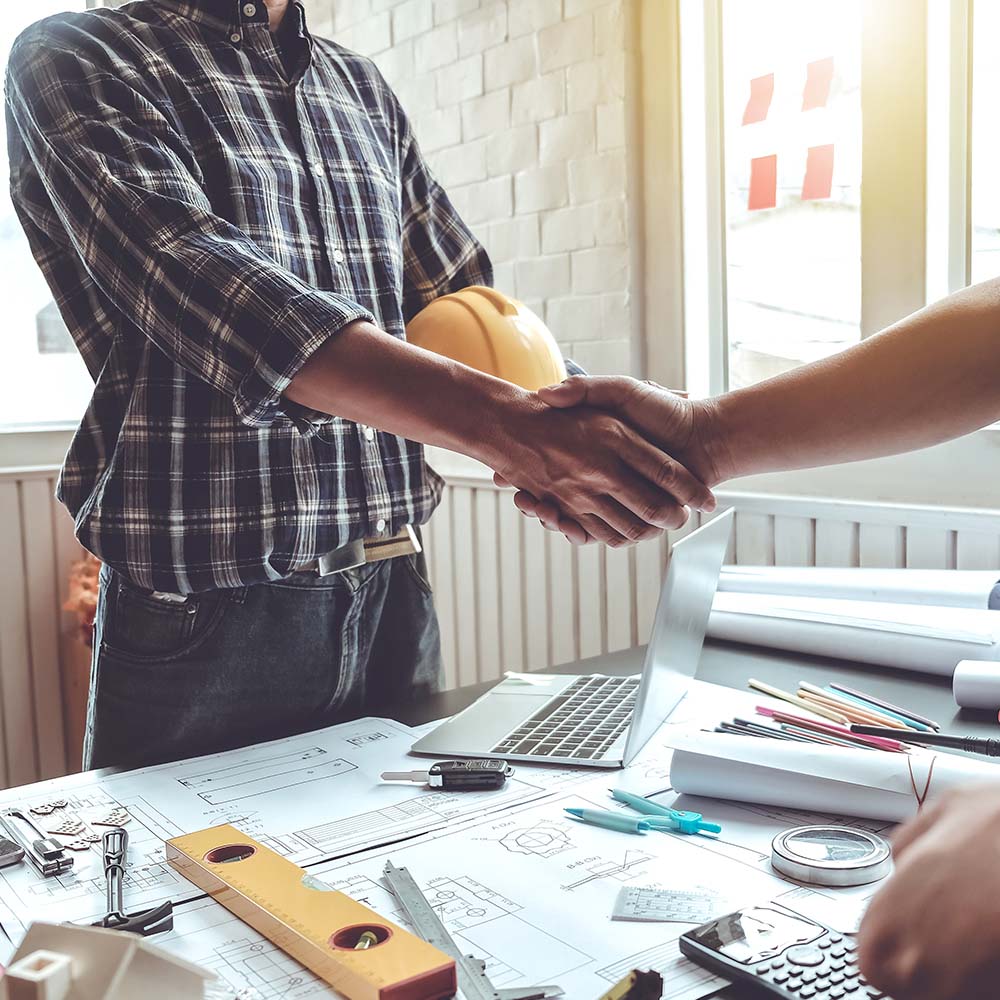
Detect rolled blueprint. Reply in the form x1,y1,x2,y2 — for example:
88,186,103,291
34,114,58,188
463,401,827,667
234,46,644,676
719,567,1000,610
708,592,1000,676
669,731,1000,823
953,659,1000,709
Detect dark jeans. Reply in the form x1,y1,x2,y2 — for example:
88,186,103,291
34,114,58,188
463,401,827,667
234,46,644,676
83,551,442,770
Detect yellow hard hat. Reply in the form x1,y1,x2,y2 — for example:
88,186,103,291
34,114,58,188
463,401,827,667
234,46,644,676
405,286,567,391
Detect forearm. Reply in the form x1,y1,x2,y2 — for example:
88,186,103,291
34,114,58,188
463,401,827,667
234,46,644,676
708,278,1000,481
284,319,528,465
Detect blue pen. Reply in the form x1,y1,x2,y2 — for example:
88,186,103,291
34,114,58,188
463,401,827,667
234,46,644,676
565,807,652,834
822,686,933,732
609,788,722,836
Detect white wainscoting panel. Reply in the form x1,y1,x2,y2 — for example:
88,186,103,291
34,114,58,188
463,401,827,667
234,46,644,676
0,468,79,787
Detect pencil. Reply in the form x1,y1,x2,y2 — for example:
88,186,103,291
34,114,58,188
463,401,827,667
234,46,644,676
797,685,911,730
830,683,941,731
756,706,909,752
821,686,932,732
748,678,850,725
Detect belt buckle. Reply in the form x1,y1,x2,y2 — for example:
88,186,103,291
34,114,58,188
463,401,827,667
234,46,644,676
362,524,420,564
316,540,366,576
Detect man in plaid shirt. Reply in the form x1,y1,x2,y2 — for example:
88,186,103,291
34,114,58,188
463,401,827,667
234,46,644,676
6,0,712,769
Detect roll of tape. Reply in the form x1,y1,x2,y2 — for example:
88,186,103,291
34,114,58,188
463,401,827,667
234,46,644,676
953,659,1000,709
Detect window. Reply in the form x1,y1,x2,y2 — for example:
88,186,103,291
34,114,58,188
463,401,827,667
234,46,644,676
679,0,977,401
1,2,93,432
720,2,863,391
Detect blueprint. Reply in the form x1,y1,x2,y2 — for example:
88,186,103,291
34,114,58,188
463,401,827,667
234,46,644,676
303,787,789,1000
0,717,600,944
0,682,893,997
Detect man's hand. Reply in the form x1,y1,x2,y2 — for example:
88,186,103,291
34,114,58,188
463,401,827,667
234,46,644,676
856,783,1000,1000
498,376,730,543
286,325,714,546
488,392,716,547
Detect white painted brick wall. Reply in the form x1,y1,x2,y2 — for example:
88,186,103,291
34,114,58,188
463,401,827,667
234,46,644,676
303,0,634,374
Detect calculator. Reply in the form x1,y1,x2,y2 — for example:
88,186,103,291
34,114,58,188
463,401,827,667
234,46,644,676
679,903,887,998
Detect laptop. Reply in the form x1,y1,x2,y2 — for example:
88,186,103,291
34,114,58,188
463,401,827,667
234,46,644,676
411,508,734,769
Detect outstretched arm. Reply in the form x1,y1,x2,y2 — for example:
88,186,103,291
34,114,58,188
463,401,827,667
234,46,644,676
515,279,1000,538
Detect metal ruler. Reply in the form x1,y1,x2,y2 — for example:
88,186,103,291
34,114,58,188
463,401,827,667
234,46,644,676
382,861,564,1000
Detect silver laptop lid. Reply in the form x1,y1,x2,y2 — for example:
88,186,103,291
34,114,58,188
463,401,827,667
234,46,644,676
621,509,734,764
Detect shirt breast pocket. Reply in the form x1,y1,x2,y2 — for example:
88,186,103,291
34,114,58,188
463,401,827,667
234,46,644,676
356,163,405,277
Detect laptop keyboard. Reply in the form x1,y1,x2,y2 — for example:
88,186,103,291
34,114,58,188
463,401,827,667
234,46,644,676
490,675,640,760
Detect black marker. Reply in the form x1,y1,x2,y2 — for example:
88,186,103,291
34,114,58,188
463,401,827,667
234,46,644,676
850,725,1000,757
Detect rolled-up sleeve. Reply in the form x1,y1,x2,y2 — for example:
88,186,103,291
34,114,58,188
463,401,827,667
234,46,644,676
397,107,494,322
5,30,373,427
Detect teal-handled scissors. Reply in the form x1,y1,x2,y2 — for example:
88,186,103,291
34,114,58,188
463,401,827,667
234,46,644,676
610,787,722,836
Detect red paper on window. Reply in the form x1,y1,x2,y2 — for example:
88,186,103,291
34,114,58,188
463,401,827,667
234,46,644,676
748,154,777,210
802,144,834,200
742,73,775,125
802,57,834,110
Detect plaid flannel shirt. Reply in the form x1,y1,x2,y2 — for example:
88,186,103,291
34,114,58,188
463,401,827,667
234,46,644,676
5,0,493,592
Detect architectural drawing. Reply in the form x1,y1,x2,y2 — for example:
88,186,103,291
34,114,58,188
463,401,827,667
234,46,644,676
498,823,572,858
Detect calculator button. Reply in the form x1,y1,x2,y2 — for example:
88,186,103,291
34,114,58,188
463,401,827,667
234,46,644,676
830,946,847,958
829,989,846,999
799,987,818,998
828,934,844,944
787,946,826,966
829,959,846,971
801,970,818,983
756,966,770,975
843,983,860,993
819,939,833,949
829,971,845,985
773,972,790,984
864,990,885,998
771,959,786,969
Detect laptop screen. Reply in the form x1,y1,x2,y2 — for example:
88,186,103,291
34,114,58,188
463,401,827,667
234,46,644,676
621,509,734,764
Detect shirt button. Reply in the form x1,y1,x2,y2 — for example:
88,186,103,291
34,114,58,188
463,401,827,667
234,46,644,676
364,427,375,442
230,32,242,43
375,518,387,533
333,248,345,265
243,2,257,15
311,162,324,177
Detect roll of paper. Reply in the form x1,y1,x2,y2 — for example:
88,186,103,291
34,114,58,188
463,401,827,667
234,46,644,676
669,731,998,823
719,567,1000,610
709,593,1000,676
953,659,1000,709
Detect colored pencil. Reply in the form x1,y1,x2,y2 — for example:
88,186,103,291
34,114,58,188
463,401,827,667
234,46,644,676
747,678,850,725
822,686,932,732
756,705,909,753
797,690,909,730
798,683,912,730
829,682,941,731
781,724,863,749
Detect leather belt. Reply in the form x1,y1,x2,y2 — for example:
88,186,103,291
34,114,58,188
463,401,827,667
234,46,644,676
296,524,420,576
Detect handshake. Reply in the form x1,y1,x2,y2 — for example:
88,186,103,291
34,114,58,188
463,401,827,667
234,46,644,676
485,374,731,547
